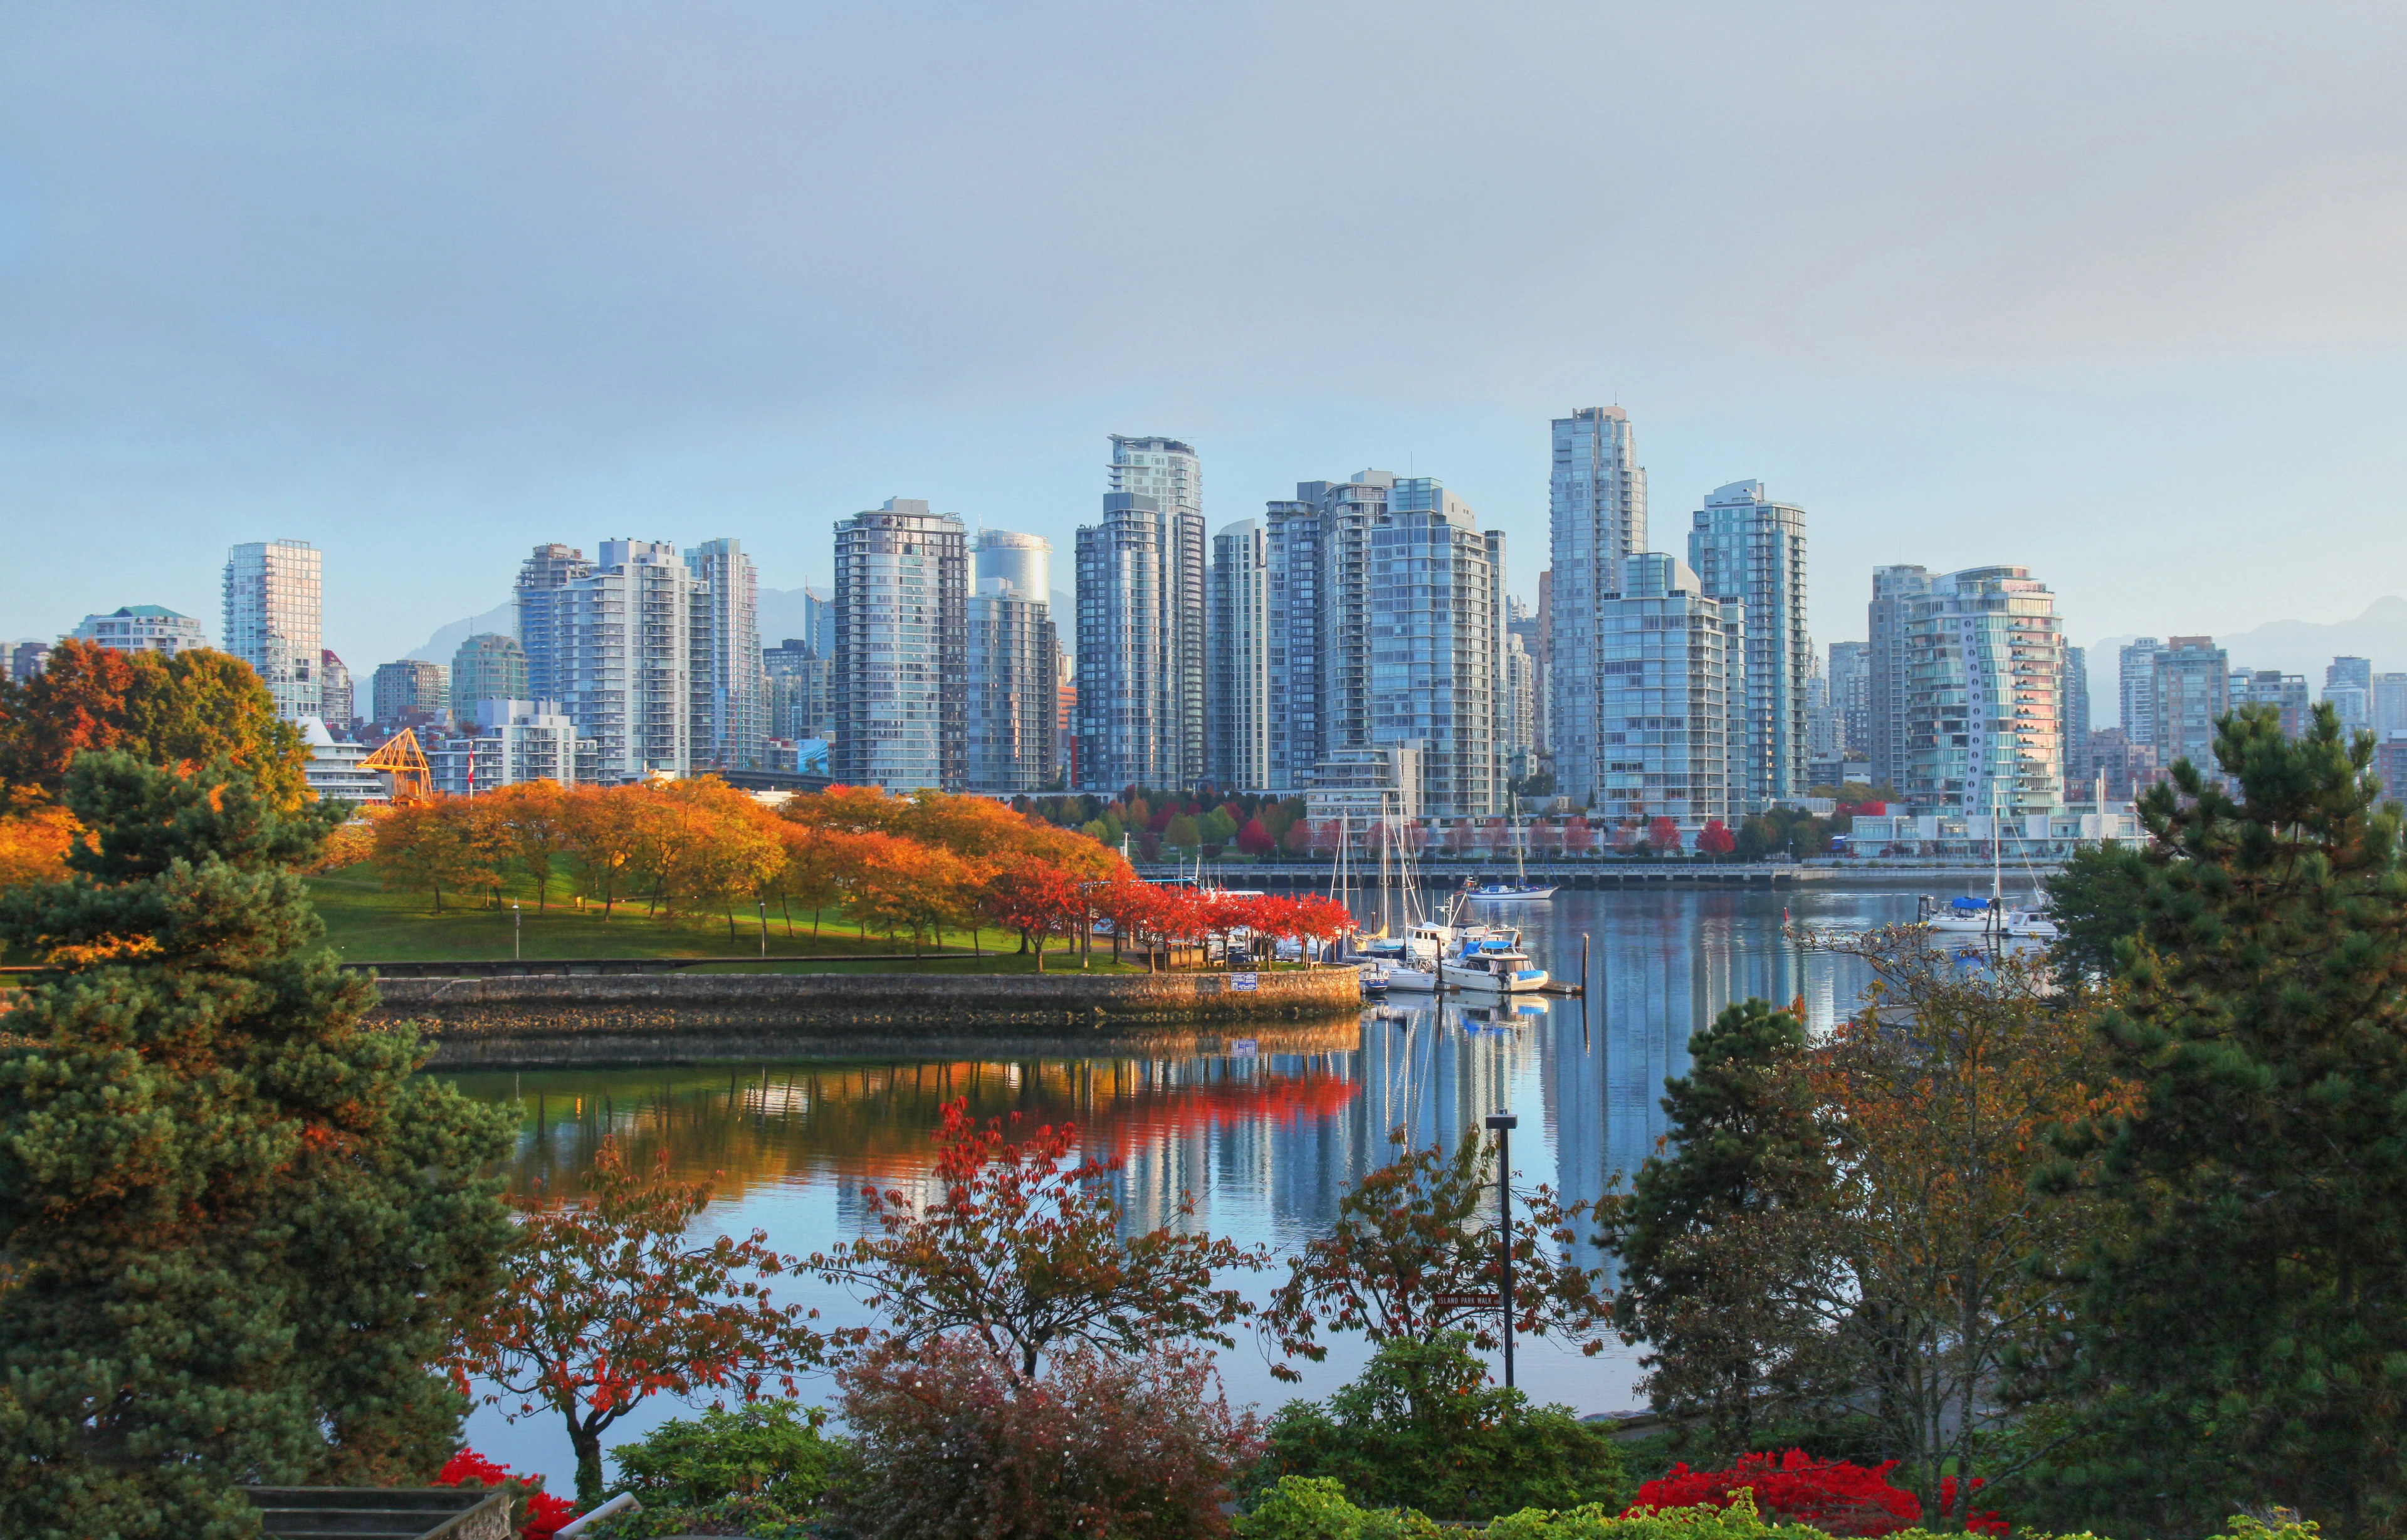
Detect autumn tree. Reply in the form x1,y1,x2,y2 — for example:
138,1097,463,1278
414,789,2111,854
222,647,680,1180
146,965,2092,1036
0,753,514,1536
808,1099,1265,1380
982,860,1089,969
485,779,572,909
561,782,650,917
2030,704,2407,1536
839,830,977,955
1262,1127,1613,1380
1608,998,1841,1455
1805,929,2132,1519
454,1139,829,1507
0,639,310,814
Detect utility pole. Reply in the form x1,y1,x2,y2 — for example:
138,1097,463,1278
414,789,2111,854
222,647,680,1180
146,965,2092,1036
1484,1108,1518,1388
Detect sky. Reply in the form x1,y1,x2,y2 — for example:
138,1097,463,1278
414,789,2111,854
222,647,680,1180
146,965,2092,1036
6,1,2407,673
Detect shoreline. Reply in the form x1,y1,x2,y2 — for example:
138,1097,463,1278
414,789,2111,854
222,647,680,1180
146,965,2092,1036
370,968,1365,1068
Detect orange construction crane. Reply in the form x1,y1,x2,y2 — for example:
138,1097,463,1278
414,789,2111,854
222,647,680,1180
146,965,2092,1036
359,728,433,802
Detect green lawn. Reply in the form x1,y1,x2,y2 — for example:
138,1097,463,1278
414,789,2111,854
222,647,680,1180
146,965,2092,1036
304,865,1147,973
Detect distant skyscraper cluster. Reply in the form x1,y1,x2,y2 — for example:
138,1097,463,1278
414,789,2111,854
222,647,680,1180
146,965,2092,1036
40,403,2407,829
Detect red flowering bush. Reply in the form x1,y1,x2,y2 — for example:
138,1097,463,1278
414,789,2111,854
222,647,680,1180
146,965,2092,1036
438,1447,579,1539
1628,1451,1919,1537
1940,1475,2007,1537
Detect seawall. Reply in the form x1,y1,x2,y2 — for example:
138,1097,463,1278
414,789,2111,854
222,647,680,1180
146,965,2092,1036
370,968,1364,1068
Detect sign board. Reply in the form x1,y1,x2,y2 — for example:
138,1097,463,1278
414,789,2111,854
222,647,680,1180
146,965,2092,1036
1231,972,1258,992
1228,1038,1258,1058
1434,1292,1502,1311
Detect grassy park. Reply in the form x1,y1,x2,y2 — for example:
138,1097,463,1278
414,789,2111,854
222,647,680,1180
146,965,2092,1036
305,862,1153,974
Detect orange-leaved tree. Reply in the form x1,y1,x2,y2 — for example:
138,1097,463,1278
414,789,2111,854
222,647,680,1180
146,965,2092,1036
807,1099,1266,1380
839,831,977,957
451,1140,829,1508
1261,1126,1613,1381
484,780,571,910
560,782,650,918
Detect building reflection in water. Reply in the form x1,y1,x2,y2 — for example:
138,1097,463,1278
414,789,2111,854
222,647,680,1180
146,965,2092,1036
448,889,1902,1268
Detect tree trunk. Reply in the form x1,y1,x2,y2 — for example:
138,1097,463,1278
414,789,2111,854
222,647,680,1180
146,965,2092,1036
781,895,793,937
726,904,738,941
1035,931,1045,973
570,1422,607,1509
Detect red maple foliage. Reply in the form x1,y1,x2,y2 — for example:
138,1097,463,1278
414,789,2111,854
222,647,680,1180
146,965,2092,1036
1628,1450,1924,1536
436,1448,578,1539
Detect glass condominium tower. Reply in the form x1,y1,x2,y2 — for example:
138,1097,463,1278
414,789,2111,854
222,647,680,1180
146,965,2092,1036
223,539,323,722
1104,434,1206,788
834,500,968,792
1902,566,2066,817
1549,407,1647,805
1688,480,1808,809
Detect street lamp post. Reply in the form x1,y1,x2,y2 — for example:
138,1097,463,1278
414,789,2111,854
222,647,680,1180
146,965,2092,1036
1484,1109,1519,1388
511,903,522,962
758,899,768,958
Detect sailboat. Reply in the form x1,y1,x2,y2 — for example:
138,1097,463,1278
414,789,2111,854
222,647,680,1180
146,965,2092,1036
1466,795,1556,901
1920,793,2057,940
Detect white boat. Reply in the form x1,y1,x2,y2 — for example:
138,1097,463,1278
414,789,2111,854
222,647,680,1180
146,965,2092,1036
1917,792,2060,943
1386,930,1548,994
1468,882,1558,901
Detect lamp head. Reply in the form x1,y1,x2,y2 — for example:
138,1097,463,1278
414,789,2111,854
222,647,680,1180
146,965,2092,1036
1484,1110,1518,1131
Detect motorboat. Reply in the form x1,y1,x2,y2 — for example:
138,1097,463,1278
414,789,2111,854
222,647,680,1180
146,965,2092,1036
1385,932,1547,994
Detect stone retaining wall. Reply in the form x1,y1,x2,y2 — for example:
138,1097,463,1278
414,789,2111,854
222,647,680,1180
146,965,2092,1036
371,968,1363,1068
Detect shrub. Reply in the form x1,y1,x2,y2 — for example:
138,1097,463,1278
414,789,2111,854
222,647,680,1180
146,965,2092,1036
1232,1475,1447,1540
833,1334,1260,1540
581,1492,819,1539
608,1401,841,1511
1251,1334,1627,1521
1632,1451,1920,1536
1489,1489,1838,1540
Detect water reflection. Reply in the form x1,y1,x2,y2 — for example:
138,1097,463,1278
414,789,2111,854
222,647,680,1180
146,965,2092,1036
449,884,1942,1488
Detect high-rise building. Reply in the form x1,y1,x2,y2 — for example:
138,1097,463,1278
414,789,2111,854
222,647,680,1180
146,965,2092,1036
1261,472,1392,790
2325,656,2374,730
370,659,449,728
2154,637,2231,778
1827,641,1870,762
1368,479,1506,818
1506,594,1546,780
1689,480,1808,809
555,541,705,780
834,500,967,791
1076,493,1172,793
965,528,1058,794
2375,673,2407,734
1902,567,2066,817
8,642,49,682
684,538,765,770
1533,571,1555,774
1504,629,1538,785
1550,407,1647,805
1866,565,1932,797
2082,727,2158,803
763,638,833,746
1103,434,1206,786
450,632,530,723
70,605,209,656
319,650,355,729
2120,638,2164,746
1209,518,1271,791
1591,553,1746,830
515,543,595,706
2061,645,2091,785
223,539,322,721
801,587,836,661
2233,668,2309,738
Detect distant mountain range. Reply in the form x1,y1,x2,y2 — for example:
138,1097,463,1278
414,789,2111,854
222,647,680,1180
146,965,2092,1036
2082,597,2407,730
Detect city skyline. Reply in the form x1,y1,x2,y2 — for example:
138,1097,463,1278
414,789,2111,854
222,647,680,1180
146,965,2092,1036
8,6,2406,676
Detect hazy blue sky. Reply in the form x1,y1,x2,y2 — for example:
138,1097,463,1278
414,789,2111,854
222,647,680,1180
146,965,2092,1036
6,2,2406,670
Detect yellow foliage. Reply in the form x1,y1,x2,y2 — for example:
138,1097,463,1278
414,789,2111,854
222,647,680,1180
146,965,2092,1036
0,806,78,888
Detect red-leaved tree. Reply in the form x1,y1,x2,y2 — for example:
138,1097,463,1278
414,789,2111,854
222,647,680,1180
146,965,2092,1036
808,1099,1267,1379
451,1141,829,1506
1261,1127,1612,1380
1698,819,1737,859
980,860,1089,970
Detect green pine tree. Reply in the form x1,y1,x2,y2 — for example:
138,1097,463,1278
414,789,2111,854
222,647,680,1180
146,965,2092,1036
1610,997,1836,1454
2033,703,2407,1536
0,753,515,1538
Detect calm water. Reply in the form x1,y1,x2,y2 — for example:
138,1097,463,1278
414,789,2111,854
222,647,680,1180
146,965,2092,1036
448,881,1990,1493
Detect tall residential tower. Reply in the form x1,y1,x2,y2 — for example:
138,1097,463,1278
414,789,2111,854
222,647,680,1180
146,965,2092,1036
223,540,323,722
1689,479,1808,809
1549,407,1647,804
